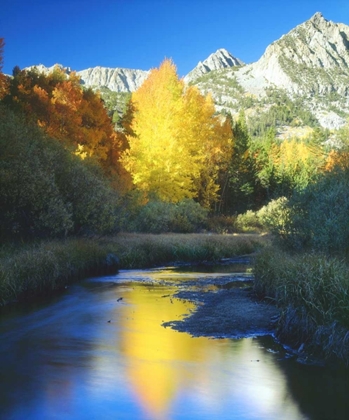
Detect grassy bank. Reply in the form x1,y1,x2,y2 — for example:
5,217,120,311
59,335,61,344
254,246,349,366
0,233,268,306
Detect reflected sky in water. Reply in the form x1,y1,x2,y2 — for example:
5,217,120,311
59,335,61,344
0,267,348,420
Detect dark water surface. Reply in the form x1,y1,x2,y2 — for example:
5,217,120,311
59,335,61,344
0,266,348,420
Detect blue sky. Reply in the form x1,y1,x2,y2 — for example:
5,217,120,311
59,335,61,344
1,0,349,77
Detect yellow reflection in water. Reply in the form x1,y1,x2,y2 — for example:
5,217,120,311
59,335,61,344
118,285,210,419
113,281,305,420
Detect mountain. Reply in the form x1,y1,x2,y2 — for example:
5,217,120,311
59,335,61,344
25,13,349,130
184,48,244,83
238,12,349,96
77,66,149,92
25,63,149,93
25,63,73,75
190,12,349,130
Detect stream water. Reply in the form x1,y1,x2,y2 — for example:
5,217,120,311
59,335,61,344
0,266,348,420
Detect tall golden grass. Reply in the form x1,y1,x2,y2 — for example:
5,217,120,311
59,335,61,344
109,233,268,268
254,246,349,365
0,233,268,306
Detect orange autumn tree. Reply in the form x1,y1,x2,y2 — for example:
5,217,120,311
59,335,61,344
121,59,232,205
324,122,349,172
0,38,8,98
4,66,122,174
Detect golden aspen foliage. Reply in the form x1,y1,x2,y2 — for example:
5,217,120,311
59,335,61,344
271,138,325,189
121,59,232,205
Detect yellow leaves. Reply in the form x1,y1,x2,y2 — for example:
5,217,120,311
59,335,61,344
272,138,324,171
268,138,327,192
74,144,88,160
122,60,193,202
122,59,232,205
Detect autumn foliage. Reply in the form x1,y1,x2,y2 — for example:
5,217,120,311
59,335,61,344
2,42,349,239
121,59,232,206
0,38,8,98
4,66,123,174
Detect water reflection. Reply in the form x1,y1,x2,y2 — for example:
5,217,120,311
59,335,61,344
114,284,299,420
279,361,349,420
119,287,195,419
0,268,348,419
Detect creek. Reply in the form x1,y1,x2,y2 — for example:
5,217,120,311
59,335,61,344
0,265,348,420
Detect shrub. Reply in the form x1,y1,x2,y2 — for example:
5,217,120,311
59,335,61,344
0,107,72,238
56,156,121,235
0,106,120,240
122,199,208,233
278,168,349,253
206,215,236,234
130,200,176,233
171,199,208,232
256,196,290,234
235,210,262,232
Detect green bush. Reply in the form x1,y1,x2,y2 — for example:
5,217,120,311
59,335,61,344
232,197,290,234
123,199,208,233
256,197,290,234
235,210,262,232
278,168,349,253
130,200,176,233
170,199,208,232
56,156,121,235
0,106,120,239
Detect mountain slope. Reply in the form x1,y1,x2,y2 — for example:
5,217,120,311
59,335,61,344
77,66,149,92
184,48,244,83
190,12,349,130
25,63,149,93
241,12,349,95
25,12,349,130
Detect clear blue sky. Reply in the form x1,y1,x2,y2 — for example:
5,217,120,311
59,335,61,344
1,0,349,77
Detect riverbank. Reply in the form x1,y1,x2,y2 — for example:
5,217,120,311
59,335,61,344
161,245,349,367
4,232,348,366
164,284,280,339
0,233,268,306
253,246,349,367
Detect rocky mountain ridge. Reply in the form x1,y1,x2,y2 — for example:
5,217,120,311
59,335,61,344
25,63,149,93
77,66,149,92
26,47,236,93
26,12,349,130
184,48,244,83
190,12,349,129
238,12,349,96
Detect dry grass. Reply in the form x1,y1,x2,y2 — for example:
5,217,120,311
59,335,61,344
254,246,349,365
107,232,269,268
0,239,113,305
0,233,268,306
